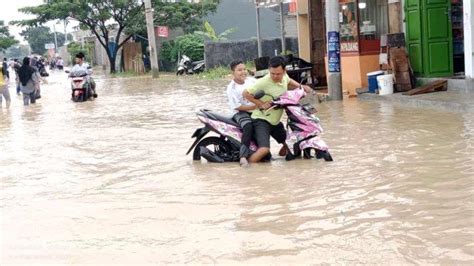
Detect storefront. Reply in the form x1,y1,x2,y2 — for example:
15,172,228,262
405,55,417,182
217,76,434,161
297,0,390,96
297,0,472,95
404,0,470,77
337,0,389,95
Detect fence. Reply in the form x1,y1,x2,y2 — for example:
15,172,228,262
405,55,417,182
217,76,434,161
204,38,299,69
123,42,144,74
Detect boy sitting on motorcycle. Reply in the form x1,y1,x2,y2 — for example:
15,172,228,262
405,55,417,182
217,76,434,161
71,52,97,98
226,60,257,167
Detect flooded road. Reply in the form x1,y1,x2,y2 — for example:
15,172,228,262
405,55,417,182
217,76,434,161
1,70,473,264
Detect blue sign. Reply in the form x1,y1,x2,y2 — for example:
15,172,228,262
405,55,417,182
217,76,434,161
108,42,117,55
327,31,340,73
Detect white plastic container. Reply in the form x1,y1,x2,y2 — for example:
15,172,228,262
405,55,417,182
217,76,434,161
377,74,394,95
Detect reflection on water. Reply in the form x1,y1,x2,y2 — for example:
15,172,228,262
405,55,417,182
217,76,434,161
1,71,473,264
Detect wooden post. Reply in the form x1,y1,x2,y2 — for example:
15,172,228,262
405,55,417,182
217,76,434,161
388,0,402,33
144,0,159,78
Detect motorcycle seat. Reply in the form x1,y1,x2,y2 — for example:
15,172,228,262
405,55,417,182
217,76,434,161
200,109,240,127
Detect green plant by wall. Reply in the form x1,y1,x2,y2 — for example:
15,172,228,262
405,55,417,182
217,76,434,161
197,61,256,80
161,33,204,63
67,42,93,64
194,21,237,42
280,50,297,56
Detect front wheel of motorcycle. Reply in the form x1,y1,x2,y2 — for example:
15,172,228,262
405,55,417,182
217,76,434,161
176,69,185,75
302,148,333,161
72,95,80,102
315,149,333,161
193,137,232,162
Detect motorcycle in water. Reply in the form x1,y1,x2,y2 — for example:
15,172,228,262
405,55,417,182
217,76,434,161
176,54,205,75
186,87,333,163
65,69,93,102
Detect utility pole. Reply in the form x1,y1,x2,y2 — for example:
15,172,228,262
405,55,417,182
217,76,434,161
255,5,262,57
144,0,159,78
325,0,343,100
64,19,68,45
53,23,58,54
279,0,286,54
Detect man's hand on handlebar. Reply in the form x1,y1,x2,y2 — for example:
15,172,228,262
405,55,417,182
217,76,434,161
258,101,272,110
301,84,312,94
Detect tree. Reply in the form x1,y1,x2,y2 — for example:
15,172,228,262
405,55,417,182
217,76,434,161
5,45,30,59
14,0,220,73
150,0,220,34
14,0,144,73
161,33,204,63
67,41,93,64
194,21,237,42
0,20,18,51
20,26,71,55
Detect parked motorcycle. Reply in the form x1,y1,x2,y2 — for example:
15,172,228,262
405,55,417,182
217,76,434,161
186,87,333,163
65,69,93,102
176,54,205,75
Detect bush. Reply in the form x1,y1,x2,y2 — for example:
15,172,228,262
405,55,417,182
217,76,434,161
67,42,93,64
161,33,204,63
197,66,229,80
197,61,256,80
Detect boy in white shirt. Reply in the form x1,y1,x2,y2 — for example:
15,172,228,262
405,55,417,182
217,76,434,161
226,60,257,167
71,52,97,98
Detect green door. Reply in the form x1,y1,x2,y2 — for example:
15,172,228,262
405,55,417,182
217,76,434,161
405,0,453,77
406,0,424,75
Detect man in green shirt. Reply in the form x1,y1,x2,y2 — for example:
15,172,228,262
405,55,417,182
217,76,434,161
243,56,311,163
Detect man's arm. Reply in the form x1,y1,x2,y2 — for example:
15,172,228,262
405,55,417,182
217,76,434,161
228,91,256,112
288,77,311,93
235,104,256,112
243,89,271,110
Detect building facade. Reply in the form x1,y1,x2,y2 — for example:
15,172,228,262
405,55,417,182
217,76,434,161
296,0,473,96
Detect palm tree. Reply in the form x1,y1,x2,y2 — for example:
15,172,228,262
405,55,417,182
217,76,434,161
194,21,237,42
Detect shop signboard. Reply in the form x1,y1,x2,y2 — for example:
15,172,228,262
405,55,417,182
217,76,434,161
327,31,340,72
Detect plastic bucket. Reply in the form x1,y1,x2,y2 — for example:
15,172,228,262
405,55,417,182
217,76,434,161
377,74,394,95
367,71,384,93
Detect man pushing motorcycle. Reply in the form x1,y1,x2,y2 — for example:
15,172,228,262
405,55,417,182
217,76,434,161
243,56,312,164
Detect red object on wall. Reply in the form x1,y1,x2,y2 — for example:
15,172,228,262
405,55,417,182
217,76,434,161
154,26,169,38
289,0,297,13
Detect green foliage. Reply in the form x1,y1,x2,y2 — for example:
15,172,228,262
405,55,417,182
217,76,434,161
67,42,93,64
245,61,255,72
161,34,204,63
13,0,144,73
280,50,297,56
0,20,18,51
5,45,30,59
196,65,229,80
197,61,256,80
20,26,71,54
194,21,237,42
13,0,220,73
149,0,220,34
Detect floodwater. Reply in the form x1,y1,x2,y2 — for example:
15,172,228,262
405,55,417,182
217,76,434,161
1,70,473,264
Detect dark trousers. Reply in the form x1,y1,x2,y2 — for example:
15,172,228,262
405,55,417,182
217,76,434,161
233,111,253,158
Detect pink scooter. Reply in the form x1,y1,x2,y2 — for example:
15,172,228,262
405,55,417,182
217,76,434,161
186,87,332,162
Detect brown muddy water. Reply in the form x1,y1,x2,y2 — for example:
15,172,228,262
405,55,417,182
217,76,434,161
1,71,473,264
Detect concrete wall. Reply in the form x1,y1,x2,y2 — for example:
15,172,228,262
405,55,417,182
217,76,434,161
205,0,296,41
296,0,310,62
464,0,473,79
204,38,299,69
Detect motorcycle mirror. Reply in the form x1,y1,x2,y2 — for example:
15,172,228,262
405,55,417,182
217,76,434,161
254,91,265,99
